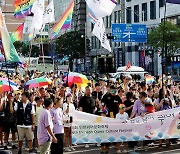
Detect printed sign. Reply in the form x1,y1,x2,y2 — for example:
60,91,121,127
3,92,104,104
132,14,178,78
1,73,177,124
72,108,180,144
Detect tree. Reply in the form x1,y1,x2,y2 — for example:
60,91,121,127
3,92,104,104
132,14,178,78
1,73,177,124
14,41,40,57
149,21,180,57
55,31,90,69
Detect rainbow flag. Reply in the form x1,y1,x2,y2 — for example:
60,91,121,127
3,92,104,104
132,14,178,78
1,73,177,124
0,8,21,62
14,0,34,18
145,76,154,84
10,23,24,43
51,0,74,39
28,33,34,41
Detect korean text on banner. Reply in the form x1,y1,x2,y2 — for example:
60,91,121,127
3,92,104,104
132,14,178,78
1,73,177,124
72,108,180,144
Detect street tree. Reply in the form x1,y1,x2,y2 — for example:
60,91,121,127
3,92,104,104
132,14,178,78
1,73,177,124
56,31,90,70
149,21,180,57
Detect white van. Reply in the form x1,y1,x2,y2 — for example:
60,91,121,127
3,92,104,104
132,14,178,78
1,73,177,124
22,56,54,73
110,66,148,82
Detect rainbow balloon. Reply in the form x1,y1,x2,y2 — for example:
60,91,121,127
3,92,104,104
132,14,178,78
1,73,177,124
10,23,24,43
14,0,34,19
51,0,74,39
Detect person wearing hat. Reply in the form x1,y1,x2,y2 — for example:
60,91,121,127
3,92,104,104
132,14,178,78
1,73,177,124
116,104,129,153
63,93,75,152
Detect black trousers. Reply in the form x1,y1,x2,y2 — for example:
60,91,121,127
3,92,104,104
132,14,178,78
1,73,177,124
51,134,64,154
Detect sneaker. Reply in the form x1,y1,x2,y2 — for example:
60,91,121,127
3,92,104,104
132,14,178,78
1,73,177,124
12,145,17,149
143,146,149,151
69,146,76,151
64,147,71,152
73,143,77,146
17,150,22,154
123,149,128,153
4,146,8,150
134,146,138,151
117,149,121,153
85,144,89,148
25,148,29,151
96,143,101,147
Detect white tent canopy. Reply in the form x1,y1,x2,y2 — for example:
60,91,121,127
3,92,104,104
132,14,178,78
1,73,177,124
117,66,145,72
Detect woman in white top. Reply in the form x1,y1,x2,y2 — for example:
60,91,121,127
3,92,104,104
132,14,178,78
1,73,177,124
63,93,75,152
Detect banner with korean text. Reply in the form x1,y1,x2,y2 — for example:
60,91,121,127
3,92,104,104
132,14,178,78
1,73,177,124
72,108,180,144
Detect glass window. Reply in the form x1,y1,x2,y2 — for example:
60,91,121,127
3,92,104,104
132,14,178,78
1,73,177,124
159,0,165,7
109,15,112,27
142,3,147,21
38,58,53,64
126,7,132,23
150,1,156,20
114,11,117,23
118,10,121,23
134,5,139,23
106,16,108,28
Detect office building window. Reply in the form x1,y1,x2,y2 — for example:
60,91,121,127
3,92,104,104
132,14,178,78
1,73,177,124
159,0,165,7
106,16,109,28
134,5,139,23
118,10,121,23
126,7,131,23
126,0,131,2
150,1,156,19
114,11,117,23
142,3,147,21
91,23,94,31
117,0,121,4
109,15,112,27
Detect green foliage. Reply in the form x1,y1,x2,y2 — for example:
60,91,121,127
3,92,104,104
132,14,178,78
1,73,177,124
56,31,90,59
148,21,180,56
14,41,40,57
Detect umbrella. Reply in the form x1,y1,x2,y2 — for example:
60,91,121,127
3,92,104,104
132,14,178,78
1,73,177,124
0,80,18,92
63,72,89,87
25,77,52,89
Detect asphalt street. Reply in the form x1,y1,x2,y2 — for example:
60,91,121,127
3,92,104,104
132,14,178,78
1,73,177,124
1,141,180,154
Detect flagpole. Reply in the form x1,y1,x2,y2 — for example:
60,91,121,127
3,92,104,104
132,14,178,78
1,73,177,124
162,1,167,88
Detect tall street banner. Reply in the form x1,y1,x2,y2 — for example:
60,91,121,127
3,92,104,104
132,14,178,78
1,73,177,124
92,18,111,52
0,9,21,62
72,108,180,144
85,0,116,18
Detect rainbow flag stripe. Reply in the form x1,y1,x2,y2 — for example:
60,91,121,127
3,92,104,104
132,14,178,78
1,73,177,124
14,0,34,19
10,23,24,43
146,76,154,84
28,33,33,41
51,0,74,39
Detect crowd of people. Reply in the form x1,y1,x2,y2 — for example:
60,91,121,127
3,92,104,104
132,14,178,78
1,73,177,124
0,70,179,154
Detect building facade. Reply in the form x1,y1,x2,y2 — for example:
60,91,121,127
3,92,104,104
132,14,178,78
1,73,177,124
1,0,24,32
88,0,123,73
125,0,165,75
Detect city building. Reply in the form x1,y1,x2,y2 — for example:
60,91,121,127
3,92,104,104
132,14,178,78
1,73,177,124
1,0,24,32
88,0,123,73
125,0,165,75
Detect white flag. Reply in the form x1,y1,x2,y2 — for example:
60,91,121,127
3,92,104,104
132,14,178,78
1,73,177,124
85,0,116,18
43,0,55,24
92,18,111,52
31,0,45,30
